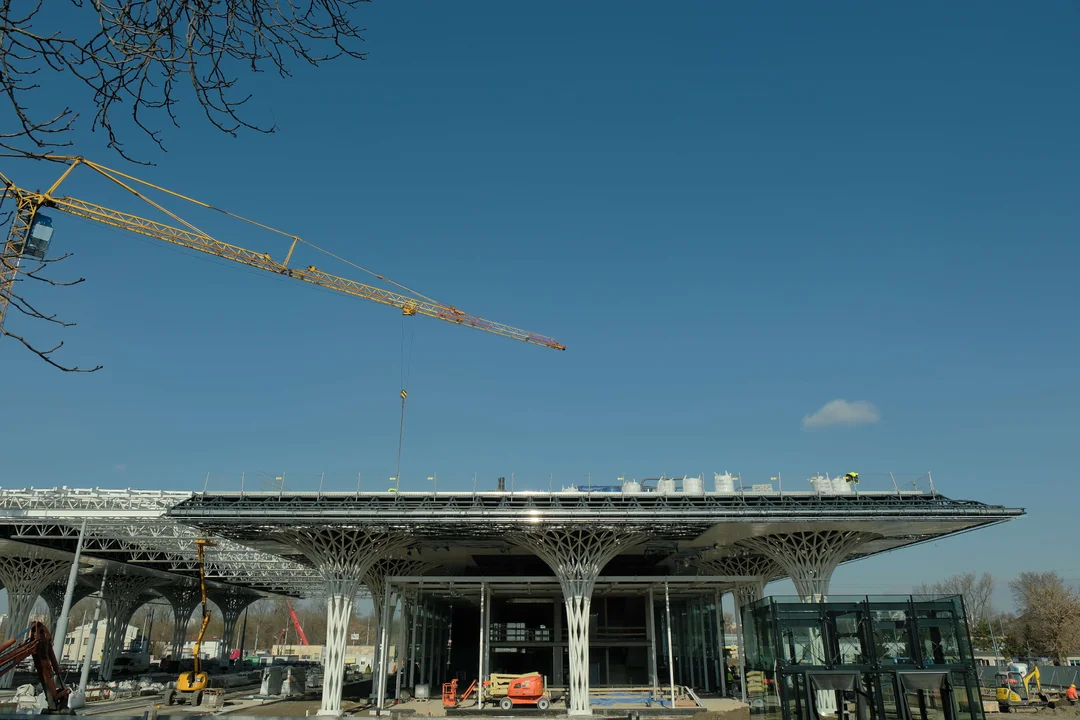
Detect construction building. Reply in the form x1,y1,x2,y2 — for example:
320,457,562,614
0,479,1021,716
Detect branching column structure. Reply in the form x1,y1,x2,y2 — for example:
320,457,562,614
737,531,879,713
100,573,163,681
513,527,643,715
362,556,437,691
208,587,260,661
697,552,780,610
41,576,93,633
278,528,409,716
0,553,70,688
738,531,879,602
697,552,780,703
158,580,202,658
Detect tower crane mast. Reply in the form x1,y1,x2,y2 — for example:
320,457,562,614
0,157,565,351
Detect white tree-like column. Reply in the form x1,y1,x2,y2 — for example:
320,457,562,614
276,527,409,716
513,527,643,715
158,580,202,658
100,573,163,681
738,531,878,714
40,577,93,633
0,554,71,688
738,531,878,601
208,587,260,661
697,551,781,608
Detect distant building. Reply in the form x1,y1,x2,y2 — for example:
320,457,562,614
271,643,380,667
60,622,138,664
178,639,222,660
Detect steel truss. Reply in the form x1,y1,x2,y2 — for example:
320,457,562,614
0,489,327,596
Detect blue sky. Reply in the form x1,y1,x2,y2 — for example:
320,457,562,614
2,1,1077,608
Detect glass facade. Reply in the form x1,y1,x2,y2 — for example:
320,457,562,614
743,596,983,720
654,596,728,693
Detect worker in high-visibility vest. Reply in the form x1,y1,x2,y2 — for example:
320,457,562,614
1066,684,1078,704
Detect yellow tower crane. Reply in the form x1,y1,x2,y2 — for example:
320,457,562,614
0,157,565,351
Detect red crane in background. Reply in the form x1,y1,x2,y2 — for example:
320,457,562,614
285,600,309,646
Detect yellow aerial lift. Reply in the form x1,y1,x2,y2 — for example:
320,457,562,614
164,539,216,707
0,156,565,351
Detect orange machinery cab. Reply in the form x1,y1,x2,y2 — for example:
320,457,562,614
500,673,551,711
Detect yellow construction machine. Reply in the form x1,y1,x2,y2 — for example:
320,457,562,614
996,666,1059,712
164,539,216,707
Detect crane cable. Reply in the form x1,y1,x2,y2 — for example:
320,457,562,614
394,316,416,491
73,159,452,311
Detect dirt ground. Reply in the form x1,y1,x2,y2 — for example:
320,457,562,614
689,708,751,720
1033,703,1080,715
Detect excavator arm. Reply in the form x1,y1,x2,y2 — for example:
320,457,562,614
0,158,565,350
0,621,71,714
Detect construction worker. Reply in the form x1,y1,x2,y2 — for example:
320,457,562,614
1066,684,1078,704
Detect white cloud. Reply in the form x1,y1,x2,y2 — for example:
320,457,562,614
802,399,880,429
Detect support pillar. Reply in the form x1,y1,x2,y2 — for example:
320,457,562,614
0,553,72,688
408,600,420,689
714,589,726,697
158,580,201,659
733,584,761,704
698,599,709,692
75,570,108,704
427,604,438,686
395,595,409,700
362,556,436,702
208,587,259,663
100,575,162,682
418,600,429,686
477,581,487,704
483,583,492,685
41,577,92,635
646,587,658,696
664,582,676,709
553,600,564,688
376,581,396,709
513,527,642,715
737,533,876,714
275,528,410,717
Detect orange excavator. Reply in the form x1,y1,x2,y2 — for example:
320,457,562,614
0,621,72,714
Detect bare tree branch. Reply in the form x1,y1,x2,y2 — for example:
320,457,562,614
0,0,370,161
1,327,101,372
1,1,370,371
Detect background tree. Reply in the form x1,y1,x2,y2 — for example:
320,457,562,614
1008,572,1080,663
914,571,995,623
1,0,370,370
914,572,999,652
0,0,370,161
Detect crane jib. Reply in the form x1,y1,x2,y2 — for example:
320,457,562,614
0,165,565,350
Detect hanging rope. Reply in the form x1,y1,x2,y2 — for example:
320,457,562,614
394,316,416,491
